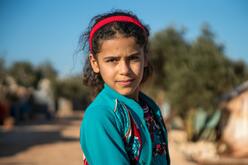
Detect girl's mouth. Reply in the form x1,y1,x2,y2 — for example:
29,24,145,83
117,79,134,86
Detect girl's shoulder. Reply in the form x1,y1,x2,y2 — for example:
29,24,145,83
83,92,115,121
82,90,126,127
82,92,132,135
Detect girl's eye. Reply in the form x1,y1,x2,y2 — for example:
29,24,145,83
106,58,118,63
129,56,140,61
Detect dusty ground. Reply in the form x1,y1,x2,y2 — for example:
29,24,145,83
0,112,196,165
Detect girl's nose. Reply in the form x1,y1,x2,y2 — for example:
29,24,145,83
119,60,130,75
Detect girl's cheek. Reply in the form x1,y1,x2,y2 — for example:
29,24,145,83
133,62,143,71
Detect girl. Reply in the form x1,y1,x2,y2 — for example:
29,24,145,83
79,10,170,165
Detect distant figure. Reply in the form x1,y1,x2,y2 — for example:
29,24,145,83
156,91,171,121
6,76,32,124
79,10,170,165
32,78,55,120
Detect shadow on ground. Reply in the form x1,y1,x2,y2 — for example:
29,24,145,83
0,115,82,157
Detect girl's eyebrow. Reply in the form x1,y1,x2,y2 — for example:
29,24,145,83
127,52,141,57
103,51,141,60
103,56,120,60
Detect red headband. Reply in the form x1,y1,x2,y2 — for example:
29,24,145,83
89,15,145,53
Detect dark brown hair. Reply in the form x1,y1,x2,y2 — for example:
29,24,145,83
79,10,153,95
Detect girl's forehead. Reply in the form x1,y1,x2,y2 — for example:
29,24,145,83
101,37,140,51
98,36,142,55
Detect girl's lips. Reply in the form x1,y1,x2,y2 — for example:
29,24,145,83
117,79,134,86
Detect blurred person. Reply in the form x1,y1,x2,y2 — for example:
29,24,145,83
9,86,32,124
79,10,170,165
31,78,55,120
156,91,171,121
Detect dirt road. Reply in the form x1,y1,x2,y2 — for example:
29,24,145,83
0,112,196,165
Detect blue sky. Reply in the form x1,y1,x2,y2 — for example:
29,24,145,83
0,0,247,77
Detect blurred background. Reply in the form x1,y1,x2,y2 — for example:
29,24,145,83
0,0,248,164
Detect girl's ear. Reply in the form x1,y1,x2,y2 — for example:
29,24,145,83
89,54,100,73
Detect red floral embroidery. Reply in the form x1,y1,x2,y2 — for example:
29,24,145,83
129,111,142,162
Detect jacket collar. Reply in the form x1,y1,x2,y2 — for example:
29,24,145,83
102,83,145,119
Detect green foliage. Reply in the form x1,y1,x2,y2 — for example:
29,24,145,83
9,61,37,87
36,62,57,80
55,76,91,109
35,61,58,91
150,27,190,91
55,76,85,98
149,24,248,116
8,61,58,90
0,57,6,83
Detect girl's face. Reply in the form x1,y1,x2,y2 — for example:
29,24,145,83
89,36,147,101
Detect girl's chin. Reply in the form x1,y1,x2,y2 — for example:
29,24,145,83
116,87,139,99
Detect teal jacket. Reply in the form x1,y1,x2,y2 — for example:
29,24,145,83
80,84,170,165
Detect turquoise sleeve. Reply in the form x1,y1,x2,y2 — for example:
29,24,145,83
80,106,130,165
